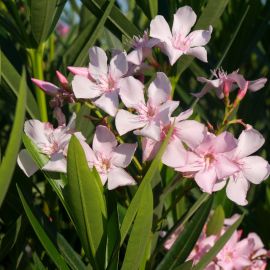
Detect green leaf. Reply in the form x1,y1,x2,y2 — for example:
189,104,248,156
0,68,26,207
64,135,107,269
120,125,173,245
137,0,158,19
121,183,153,270
72,0,116,67
192,215,244,270
17,185,69,270
32,253,47,270
81,0,140,40
0,51,39,119
156,197,212,270
173,261,193,270
30,0,67,44
206,205,225,236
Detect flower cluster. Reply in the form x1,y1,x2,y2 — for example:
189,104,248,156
18,6,269,206
164,214,270,270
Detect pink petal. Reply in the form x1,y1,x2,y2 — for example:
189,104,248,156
235,129,265,159
158,100,180,119
119,76,145,108
247,233,264,250
80,140,96,167
215,155,239,179
93,125,117,156
127,48,143,65
107,167,136,190
162,139,187,168
148,72,171,105
150,15,172,41
17,149,39,177
175,120,206,149
172,6,197,37
94,91,119,116
226,174,249,206
194,166,217,193
187,46,208,62
211,132,238,153
109,52,128,80
142,137,161,162
161,42,183,65
176,151,203,172
111,143,137,168
24,120,52,146
68,66,89,77
31,78,60,96
72,75,101,99
241,156,270,184
115,110,146,136
189,26,212,47
42,153,67,173
174,108,193,122
134,122,161,141
56,71,68,86
227,71,247,90
213,179,227,192
197,77,221,88
88,46,108,78
248,78,267,92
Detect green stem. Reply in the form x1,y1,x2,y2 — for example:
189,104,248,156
28,44,48,122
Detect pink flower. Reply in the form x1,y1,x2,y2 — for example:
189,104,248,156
225,128,270,205
150,6,212,65
71,46,128,116
175,132,239,193
56,21,70,36
17,115,84,176
115,72,179,141
127,31,159,65
142,108,206,168
195,68,267,99
81,125,137,190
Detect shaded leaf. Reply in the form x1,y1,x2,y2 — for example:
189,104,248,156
206,205,225,236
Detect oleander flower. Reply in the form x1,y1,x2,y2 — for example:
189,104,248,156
150,6,212,65
81,125,137,190
115,72,179,141
71,46,128,116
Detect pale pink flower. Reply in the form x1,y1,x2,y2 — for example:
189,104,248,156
225,128,270,206
175,132,239,193
150,6,212,65
115,72,179,141
71,46,128,116
127,31,159,65
142,108,206,168
17,115,84,176
195,68,267,99
81,125,137,190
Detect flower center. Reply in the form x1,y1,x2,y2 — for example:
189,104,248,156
204,153,215,168
172,34,192,52
135,102,158,122
97,74,117,92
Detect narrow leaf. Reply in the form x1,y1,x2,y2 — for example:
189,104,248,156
0,68,26,207
206,205,225,236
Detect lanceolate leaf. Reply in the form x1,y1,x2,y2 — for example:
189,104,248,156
17,186,70,270
30,0,67,44
121,183,153,270
206,205,225,236
156,197,213,270
1,52,39,119
0,68,26,207
64,135,107,269
192,215,244,270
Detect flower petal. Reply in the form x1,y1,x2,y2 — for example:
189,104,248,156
72,75,101,99
162,139,187,168
17,149,39,177
187,46,208,62
189,26,212,47
109,52,128,79
174,108,193,122
160,42,183,65
127,48,143,65
248,78,267,92
93,125,117,156
242,156,270,184
226,174,249,206
134,122,161,141
142,137,161,162
68,66,89,77
88,46,108,78
150,15,172,41
119,76,145,108
94,91,119,116
215,155,239,179
194,166,217,193
111,143,137,168
172,6,197,37
148,72,172,105
212,131,238,153
115,110,146,136
42,153,67,173
107,167,136,190
31,78,60,96
235,129,265,159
